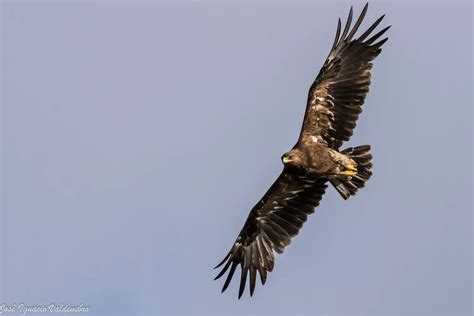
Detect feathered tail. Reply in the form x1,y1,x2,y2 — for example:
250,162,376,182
330,145,373,200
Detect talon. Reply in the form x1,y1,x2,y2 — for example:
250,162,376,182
340,164,358,176
340,170,357,176
346,165,357,172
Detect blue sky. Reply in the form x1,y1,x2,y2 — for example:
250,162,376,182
1,1,472,315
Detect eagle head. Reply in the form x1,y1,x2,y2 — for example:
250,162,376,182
281,149,305,168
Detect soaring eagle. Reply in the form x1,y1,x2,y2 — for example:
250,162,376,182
215,4,389,298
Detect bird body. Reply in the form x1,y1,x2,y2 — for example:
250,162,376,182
283,142,358,176
215,3,389,298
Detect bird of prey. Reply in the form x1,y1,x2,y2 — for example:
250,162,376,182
214,3,389,298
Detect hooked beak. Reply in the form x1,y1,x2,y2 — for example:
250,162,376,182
282,156,292,164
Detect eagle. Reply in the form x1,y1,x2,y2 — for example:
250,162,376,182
214,3,390,298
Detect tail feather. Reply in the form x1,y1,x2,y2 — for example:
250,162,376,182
331,145,372,200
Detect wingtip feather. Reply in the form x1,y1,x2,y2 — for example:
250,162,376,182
214,258,232,280
221,261,238,293
347,3,369,41
340,6,353,41
214,252,231,269
238,265,248,299
358,14,385,42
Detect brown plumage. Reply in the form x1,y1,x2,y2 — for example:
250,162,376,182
215,3,389,298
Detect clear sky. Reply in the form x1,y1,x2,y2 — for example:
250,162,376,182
1,1,472,315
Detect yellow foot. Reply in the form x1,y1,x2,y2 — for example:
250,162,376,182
340,165,357,176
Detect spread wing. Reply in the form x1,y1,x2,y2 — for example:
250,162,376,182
299,4,390,149
214,170,328,298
